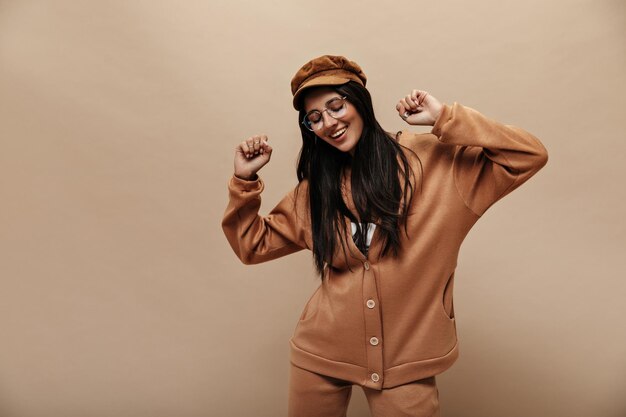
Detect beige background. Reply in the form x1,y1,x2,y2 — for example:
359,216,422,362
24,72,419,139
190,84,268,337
1,0,624,416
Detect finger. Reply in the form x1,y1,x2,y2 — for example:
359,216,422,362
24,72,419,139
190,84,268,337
410,90,425,106
252,135,262,153
399,109,407,119
417,90,428,105
400,98,414,113
411,89,420,105
254,136,263,154
396,102,407,117
409,92,421,108
259,138,271,154
245,138,257,158
238,141,251,159
260,135,270,154
411,91,426,111
405,95,418,110
243,141,251,158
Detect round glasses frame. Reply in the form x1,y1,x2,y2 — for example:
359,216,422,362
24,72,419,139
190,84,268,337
301,96,348,132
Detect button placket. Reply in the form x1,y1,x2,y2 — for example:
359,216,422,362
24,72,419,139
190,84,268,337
362,260,383,388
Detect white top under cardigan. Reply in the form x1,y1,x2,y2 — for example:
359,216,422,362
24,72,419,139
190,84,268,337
350,222,376,250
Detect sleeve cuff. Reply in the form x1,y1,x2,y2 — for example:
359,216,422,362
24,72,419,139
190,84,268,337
431,103,452,138
229,174,263,192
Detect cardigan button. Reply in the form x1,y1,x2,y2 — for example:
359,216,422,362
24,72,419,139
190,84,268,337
371,373,380,382
366,299,375,309
369,337,379,346
363,261,370,270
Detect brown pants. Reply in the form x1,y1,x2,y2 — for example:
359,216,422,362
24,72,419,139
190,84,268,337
288,363,441,417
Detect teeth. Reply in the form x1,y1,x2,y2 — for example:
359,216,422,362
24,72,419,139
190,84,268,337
331,128,347,138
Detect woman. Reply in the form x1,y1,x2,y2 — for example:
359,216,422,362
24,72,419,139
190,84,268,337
222,55,548,417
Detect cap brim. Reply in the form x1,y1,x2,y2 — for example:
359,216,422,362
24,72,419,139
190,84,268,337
292,75,351,110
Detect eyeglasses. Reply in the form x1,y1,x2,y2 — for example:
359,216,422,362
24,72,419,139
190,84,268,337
301,96,348,132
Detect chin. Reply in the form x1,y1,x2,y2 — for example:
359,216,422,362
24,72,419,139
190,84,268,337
334,135,355,152
343,138,359,154
334,142,354,154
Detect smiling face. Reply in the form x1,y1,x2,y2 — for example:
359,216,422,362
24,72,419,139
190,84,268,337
302,87,364,156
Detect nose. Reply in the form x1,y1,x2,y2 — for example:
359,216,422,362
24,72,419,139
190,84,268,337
321,110,338,130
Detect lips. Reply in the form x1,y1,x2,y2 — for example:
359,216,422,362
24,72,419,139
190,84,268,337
330,127,347,140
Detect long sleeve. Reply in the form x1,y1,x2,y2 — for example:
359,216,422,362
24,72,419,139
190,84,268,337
431,102,549,217
221,175,309,265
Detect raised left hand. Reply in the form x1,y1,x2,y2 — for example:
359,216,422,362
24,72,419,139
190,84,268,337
396,90,443,126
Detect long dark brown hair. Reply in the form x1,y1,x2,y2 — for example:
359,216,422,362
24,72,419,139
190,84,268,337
294,81,422,279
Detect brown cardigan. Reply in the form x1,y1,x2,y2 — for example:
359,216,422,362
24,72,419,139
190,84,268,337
221,102,549,390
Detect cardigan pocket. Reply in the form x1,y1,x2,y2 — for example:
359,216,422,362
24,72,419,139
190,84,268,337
441,272,455,320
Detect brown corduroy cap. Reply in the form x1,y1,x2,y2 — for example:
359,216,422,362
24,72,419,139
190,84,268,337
291,55,367,110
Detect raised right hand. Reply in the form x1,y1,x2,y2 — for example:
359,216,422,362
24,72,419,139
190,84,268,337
396,90,443,126
233,134,273,180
